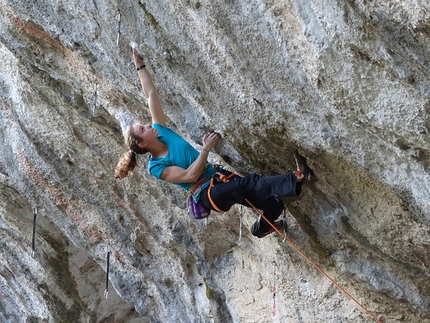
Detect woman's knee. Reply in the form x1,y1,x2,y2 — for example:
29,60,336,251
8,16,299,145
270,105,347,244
263,195,284,218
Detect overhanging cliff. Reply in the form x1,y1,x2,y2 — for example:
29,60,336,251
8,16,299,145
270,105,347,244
0,1,429,322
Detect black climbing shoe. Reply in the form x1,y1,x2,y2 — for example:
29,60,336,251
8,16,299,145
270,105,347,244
294,149,314,181
257,219,285,238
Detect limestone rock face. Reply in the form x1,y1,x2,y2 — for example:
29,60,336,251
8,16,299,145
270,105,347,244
0,0,429,322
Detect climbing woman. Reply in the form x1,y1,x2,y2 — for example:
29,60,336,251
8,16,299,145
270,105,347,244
115,48,314,238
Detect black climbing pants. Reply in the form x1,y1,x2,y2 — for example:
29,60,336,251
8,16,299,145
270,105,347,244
199,170,301,237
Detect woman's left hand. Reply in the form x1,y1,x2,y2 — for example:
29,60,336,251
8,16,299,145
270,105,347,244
132,48,145,68
202,132,221,151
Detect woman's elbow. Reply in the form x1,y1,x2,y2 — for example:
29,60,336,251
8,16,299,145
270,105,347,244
189,174,201,183
186,170,203,183
147,88,158,100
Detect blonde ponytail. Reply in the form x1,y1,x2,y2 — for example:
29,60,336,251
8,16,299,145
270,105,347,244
114,125,148,179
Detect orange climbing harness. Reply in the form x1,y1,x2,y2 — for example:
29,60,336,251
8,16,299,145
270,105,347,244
244,198,383,323
188,163,220,198
207,172,235,212
188,177,211,197
207,172,382,323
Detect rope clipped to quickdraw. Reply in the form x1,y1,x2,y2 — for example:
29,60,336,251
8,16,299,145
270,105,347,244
116,10,121,46
104,244,111,299
272,260,277,316
244,198,382,323
31,206,37,257
92,80,98,116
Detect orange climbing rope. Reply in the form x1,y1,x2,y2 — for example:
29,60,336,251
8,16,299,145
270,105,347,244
244,198,383,323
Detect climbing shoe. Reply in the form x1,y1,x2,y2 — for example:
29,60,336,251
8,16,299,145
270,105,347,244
257,219,285,238
294,149,314,181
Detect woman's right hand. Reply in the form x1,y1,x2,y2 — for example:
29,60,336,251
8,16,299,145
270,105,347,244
202,132,222,151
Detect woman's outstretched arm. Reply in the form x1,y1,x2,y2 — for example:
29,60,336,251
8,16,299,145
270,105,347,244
133,48,166,127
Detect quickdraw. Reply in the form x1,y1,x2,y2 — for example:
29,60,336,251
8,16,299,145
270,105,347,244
238,206,243,242
116,10,121,46
92,80,98,116
272,260,277,316
104,245,111,299
31,206,37,257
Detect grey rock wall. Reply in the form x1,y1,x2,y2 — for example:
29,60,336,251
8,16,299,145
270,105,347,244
0,0,429,322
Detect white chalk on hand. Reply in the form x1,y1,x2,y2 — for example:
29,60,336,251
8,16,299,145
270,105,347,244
130,41,138,50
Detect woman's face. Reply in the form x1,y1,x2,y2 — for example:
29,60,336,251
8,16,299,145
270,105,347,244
132,124,158,146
